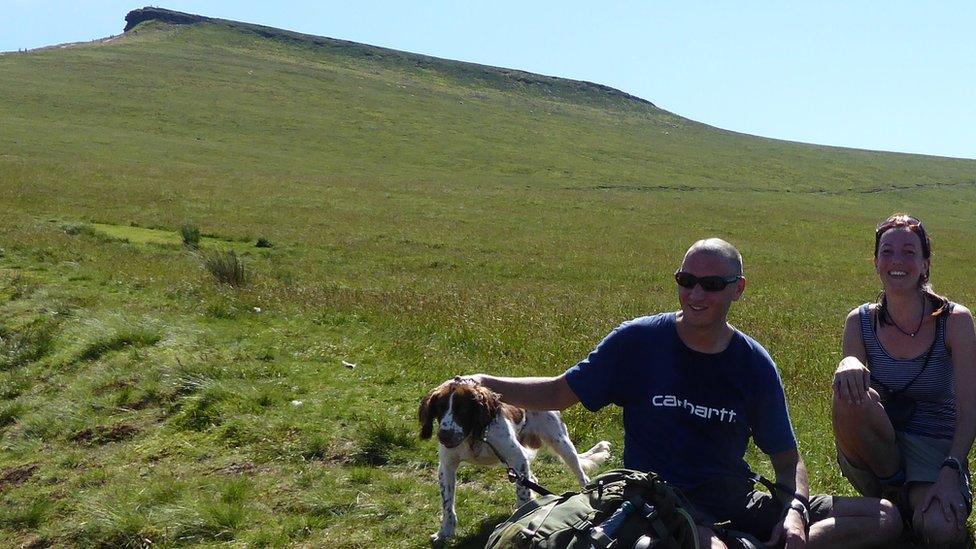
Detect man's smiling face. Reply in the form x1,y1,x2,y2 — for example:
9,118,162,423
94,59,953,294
676,249,744,330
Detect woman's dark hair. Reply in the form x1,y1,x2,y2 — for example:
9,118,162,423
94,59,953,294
875,213,948,325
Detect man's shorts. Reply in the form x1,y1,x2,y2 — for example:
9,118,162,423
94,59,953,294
682,476,833,545
837,431,972,511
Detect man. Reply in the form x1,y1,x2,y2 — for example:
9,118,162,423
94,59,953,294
470,238,901,548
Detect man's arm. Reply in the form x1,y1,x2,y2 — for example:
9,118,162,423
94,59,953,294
470,320,632,412
470,373,579,411
770,447,810,499
767,448,810,548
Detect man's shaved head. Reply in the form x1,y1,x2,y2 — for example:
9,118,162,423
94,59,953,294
683,238,743,277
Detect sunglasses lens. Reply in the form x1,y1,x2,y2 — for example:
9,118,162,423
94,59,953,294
675,272,697,288
698,277,726,291
675,272,737,291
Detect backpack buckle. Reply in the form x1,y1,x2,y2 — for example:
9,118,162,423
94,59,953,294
641,502,659,521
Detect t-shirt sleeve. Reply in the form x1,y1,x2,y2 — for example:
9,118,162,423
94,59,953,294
747,345,798,455
564,322,634,412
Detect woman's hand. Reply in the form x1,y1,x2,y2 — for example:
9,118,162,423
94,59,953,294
833,356,871,405
921,467,968,531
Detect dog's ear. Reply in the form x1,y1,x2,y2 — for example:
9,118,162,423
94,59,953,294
419,390,441,439
471,386,501,441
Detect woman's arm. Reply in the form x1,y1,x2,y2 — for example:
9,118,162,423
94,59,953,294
919,305,976,528
834,308,871,404
946,305,976,463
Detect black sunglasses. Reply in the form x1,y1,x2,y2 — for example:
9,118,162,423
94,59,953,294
674,271,741,292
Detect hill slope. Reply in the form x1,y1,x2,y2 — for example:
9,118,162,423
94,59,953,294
0,9,975,547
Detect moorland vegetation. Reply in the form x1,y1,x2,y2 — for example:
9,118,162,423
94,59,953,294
1,10,975,547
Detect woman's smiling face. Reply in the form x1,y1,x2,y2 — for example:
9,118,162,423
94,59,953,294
875,226,929,292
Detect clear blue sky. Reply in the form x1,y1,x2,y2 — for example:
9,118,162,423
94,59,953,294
3,1,974,159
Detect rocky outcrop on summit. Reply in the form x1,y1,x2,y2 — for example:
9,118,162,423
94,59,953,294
122,7,655,108
124,7,211,32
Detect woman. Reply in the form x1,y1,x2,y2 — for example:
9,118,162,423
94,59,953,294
833,213,976,546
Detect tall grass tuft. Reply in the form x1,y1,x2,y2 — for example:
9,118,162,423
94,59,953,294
17,408,68,441
77,324,162,362
184,479,252,542
138,475,185,507
205,251,246,287
0,400,26,427
0,318,56,371
171,387,225,431
0,498,53,529
78,500,156,548
300,433,334,461
0,273,37,301
180,224,201,248
352,421,417,466
0,373,31,399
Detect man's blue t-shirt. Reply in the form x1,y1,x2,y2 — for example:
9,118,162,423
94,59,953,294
565,313,796,490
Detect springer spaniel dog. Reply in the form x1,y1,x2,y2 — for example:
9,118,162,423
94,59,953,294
419,377,611,545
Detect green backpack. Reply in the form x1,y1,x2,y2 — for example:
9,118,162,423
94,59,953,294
485,469,699,549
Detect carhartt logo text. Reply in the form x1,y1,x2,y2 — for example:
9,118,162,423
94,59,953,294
651,395,737,423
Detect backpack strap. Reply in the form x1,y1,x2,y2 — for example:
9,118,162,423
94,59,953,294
640,501,674,544
753,473,797,505
481,434,554,496
507,467,554,497
675,507,701,549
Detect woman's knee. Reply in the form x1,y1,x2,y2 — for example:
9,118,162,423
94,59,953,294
833,386,881,409
832,388,886,427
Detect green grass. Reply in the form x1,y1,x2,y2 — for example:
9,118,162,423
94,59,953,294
1,12,975,547
75,320,162,362
89,222,264,252
204,250,247,287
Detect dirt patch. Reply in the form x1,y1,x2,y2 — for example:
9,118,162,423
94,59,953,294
128,393,162,410
71,423,140,445
579,179,976,196
317,440,357,465
324,454,354,465
18,536,51,549
0,464,37,491
215,461,273,476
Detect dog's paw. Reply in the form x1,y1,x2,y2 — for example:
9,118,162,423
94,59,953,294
579,440,612,470
582,440,611,460
430,531,452,547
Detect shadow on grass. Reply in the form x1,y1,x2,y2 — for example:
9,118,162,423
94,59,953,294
451,513,510,548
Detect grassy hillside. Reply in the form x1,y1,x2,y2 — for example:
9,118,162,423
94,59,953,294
1,13,975,547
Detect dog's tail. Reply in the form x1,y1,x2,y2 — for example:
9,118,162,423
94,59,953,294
577,440,612,472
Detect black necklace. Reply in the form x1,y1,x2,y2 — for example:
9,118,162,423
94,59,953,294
889,295,926,337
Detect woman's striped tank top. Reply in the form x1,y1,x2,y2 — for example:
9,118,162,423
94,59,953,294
859,302,955,440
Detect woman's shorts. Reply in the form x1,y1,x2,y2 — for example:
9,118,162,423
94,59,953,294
837,431,972,510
